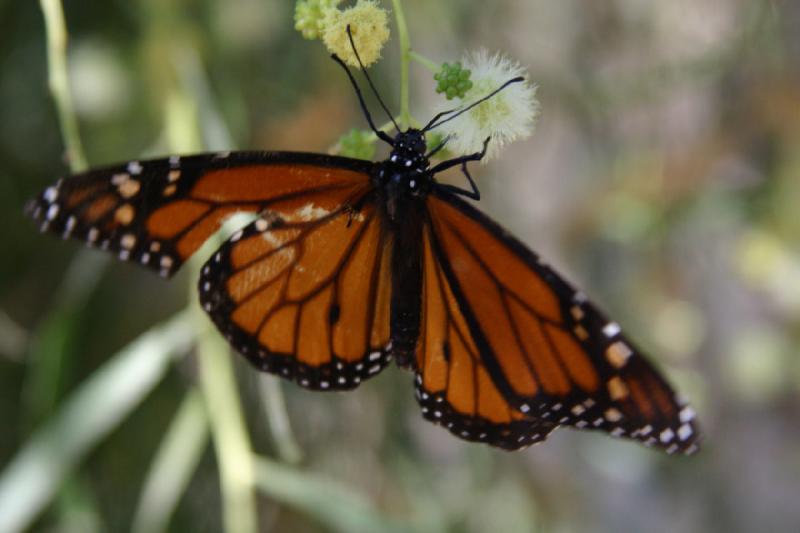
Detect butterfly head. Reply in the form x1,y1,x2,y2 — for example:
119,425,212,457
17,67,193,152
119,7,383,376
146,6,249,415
381,128,430,196
388,129,428,171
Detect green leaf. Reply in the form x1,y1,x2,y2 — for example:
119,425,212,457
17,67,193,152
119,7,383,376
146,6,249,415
253,457,416,533
0,311,194,533
132,389,209,533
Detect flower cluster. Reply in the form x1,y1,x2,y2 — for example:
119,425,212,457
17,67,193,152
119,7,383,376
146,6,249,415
295,0,390,67
293,0,540,161
434,50,539,160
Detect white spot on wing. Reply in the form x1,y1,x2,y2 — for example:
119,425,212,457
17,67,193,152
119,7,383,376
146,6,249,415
127,161,143,175
44,186,59,203
46,204,60,221
679,406,696,423
603,322,621,338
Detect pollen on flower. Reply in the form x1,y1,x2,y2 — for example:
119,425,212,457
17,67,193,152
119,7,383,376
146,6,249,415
322,0,390,67
434,50,540,161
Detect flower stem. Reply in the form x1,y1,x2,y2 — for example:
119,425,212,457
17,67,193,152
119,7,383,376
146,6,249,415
390,0,410,129
39,0,87,172
409,51,438,73
149,2,260,527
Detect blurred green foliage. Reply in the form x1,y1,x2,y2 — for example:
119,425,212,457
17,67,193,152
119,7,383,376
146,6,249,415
1,1,799,532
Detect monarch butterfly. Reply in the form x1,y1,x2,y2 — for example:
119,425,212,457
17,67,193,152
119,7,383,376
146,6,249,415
26,40,699,455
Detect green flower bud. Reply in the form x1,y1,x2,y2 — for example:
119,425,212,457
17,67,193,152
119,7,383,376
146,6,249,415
434,61,473,100
338,128,376,160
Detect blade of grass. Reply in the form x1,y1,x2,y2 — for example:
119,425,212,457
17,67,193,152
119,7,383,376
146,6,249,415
258,376,303,464
253,457,414,533
154,20,259,529
131,389,209,533
0,311,194,533
0,309,28,361
193,309,257,533
24,252,108,427
54,477,104,533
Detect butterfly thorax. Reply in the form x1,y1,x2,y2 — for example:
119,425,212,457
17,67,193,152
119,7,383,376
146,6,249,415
374,129,432,222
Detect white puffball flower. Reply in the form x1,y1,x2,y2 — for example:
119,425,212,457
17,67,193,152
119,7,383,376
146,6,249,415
435,50,540,161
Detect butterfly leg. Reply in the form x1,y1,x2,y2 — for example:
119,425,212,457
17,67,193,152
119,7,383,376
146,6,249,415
430,137,490,200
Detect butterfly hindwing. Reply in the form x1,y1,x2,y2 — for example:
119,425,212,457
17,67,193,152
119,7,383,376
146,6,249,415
26,152,375,277
199,191,394,390
418,189,700,454
414,222,557,450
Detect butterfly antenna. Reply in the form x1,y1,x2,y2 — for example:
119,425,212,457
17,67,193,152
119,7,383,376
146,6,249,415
331,54,395,146
345,25,400,133
423,76,524,132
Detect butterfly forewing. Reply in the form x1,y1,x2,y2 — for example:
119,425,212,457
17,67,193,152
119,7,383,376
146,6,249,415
26,152,374,277
420,189,700,454
198,190,394,390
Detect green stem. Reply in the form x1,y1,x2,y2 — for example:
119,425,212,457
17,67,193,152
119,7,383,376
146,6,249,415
39,0,87,172
409,51,438,73
193,302,258,533
391,0,411,129
149,3,259,527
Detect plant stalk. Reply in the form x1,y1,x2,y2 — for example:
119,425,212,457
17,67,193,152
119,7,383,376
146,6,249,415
39,0,87,172
391,0,411,129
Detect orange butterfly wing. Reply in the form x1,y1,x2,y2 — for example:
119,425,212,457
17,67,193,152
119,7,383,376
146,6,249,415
416,190,700,454
26,152,374,277
198,191,394,390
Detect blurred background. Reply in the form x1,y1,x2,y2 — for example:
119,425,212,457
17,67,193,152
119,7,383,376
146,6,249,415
1,0,799,532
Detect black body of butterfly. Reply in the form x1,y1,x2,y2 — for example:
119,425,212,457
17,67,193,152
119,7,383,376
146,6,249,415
26,43,700,455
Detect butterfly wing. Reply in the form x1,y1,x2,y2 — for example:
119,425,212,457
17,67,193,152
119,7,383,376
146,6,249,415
415,222,557,450
198,190,393,390
416,188,700,454
26,152,375,277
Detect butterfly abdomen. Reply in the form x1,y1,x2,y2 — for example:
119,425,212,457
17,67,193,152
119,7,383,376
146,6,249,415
388,196,426,368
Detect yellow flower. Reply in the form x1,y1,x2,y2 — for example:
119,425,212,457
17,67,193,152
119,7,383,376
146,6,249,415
322,0,390,67
294,0,342,40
